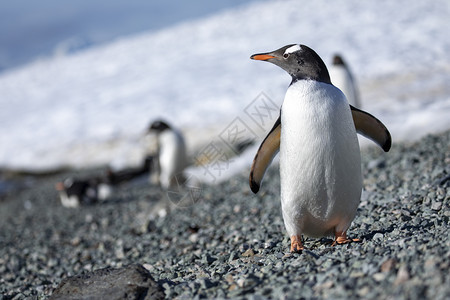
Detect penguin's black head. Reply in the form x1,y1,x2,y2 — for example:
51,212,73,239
149,120,171,133
332,54,346,66
251,44,331,84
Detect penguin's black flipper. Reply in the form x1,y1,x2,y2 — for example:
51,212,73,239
350,105,391,152
249,116,281,193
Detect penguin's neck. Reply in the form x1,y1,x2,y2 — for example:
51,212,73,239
289,59,332,86
282,80,346,124
290,76,332,87
285,80,322,100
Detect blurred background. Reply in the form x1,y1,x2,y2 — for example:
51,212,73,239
0,0,259,72
0,0,449,178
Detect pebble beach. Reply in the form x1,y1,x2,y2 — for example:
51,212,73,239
0,130,449,299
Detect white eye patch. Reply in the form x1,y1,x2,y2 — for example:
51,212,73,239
284,44,301,55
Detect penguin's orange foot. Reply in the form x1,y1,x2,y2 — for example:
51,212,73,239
332,232,360,246
290,235,304,253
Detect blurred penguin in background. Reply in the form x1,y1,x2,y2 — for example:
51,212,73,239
329,54,361,108
55,177,111,208
148,119,187,190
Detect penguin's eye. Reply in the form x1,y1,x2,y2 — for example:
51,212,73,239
283,53,290,59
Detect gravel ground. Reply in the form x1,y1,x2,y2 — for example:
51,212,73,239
0,130,449,299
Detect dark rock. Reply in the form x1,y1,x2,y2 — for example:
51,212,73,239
202,254,217,265
198,277,215,289
49,264,164,300
436,174,450,186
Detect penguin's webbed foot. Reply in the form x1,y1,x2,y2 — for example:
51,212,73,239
332,231,360,246
290,235,304,253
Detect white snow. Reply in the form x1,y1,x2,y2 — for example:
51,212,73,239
0,0,449,185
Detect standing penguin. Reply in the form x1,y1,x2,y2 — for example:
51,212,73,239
249,44,391,252
329,54,361,108
148,120,187,190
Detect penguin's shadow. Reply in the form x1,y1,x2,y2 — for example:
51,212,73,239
306,224,397,250
357,224,395,241
358,220,435,241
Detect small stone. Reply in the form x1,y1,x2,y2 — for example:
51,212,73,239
373,233,384,241
143,264,155,272
431,201,442,211
380,258,396,272
373,272,386,281
282,253,292,259
237,278,246,288
225,274,234,284
70,237,81,246
349,271,365,278
239,243,250,252
313,280,333,291
263,241,275,249
367,158,386,170
242,249,255,257
394,265,410,285
85,214,93,223
228,251,239,262
357,286,370,297
424,257,437,270
115,247,125,259
202,254,216,265
189,233,199,243
188,281,200,290
198,278,215,289
83,264,92,271
215,288,226,297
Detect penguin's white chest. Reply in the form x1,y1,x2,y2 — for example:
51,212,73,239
158,130,186,188
279,80,362,238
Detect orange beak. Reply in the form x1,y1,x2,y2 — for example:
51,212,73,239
55,182,64,191
250,54,275,61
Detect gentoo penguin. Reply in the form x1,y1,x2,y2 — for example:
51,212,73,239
148,120,187,189
249,44,391,252
55,177,111,208
328,54,361,108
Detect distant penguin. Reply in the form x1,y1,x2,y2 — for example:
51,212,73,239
329,54,361,108
55,177,111,208
249,44,391,252
148,120,187,189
